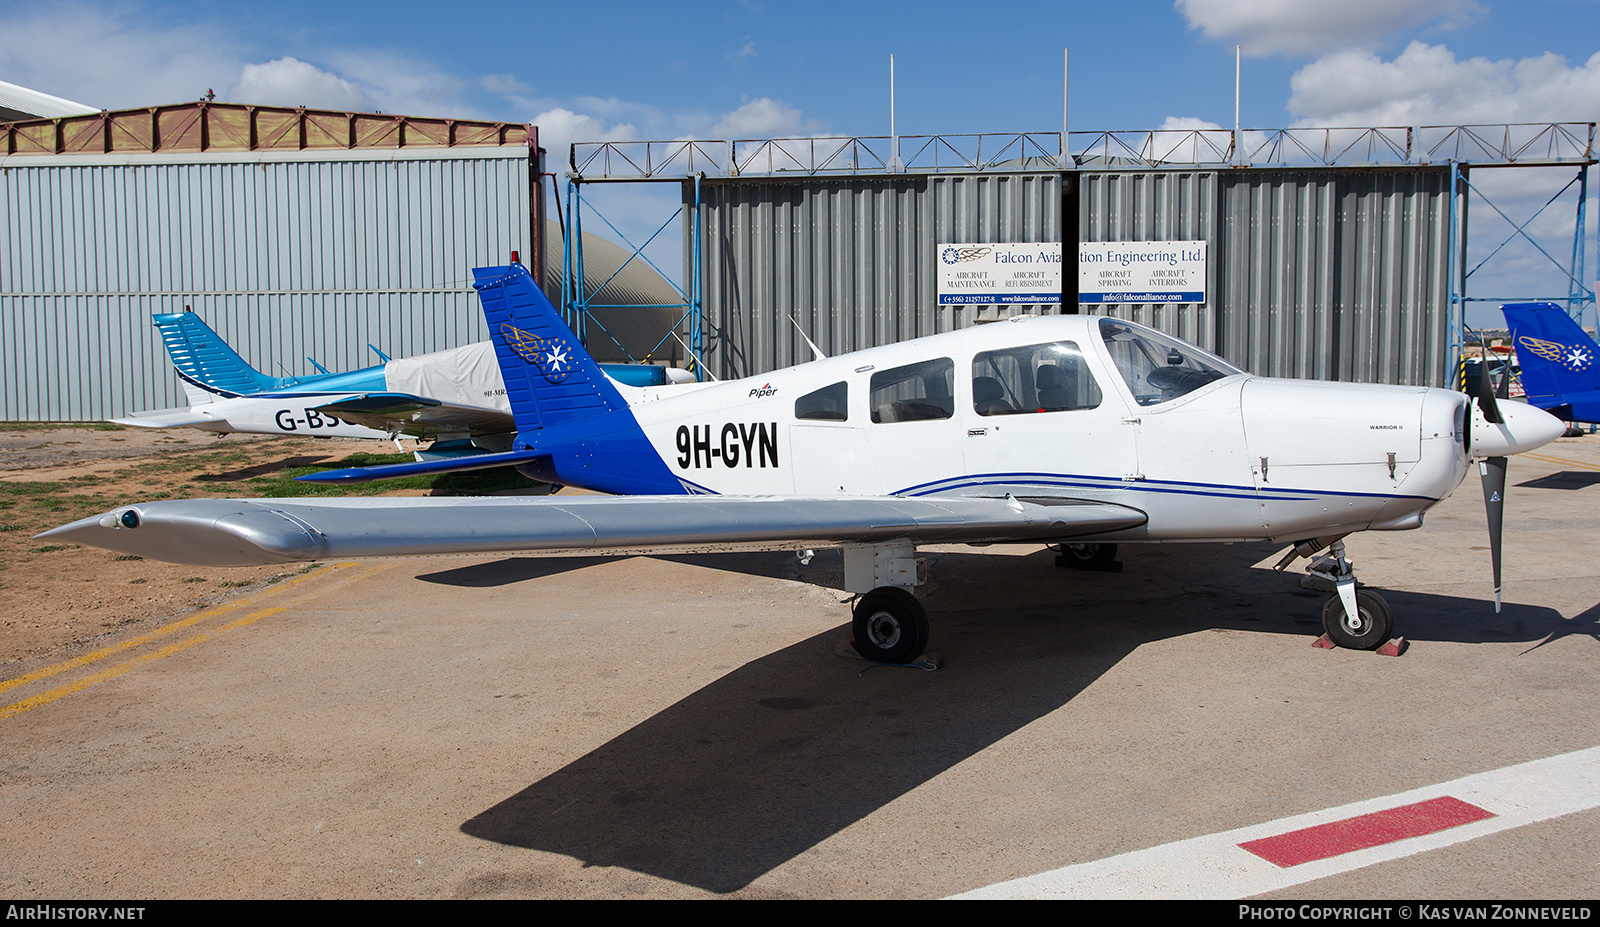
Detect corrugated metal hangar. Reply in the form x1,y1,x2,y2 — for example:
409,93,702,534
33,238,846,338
2,98,1595,420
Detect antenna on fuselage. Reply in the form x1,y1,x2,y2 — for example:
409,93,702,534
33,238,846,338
668,330,720,382
790,314,828,360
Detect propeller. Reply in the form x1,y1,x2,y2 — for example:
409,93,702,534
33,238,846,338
1474,352,1507,612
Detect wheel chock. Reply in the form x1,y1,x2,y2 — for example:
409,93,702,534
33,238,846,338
1376,637,1408,657
1312,634,1408,656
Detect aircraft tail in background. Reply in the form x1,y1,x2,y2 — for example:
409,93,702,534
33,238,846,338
298,263,685,494
1499,302,1600,424
151,310,288,404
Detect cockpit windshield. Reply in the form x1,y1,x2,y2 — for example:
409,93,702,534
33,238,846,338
1098,318,1243,406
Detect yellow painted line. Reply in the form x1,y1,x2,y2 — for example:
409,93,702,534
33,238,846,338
0,561,396,719
0,562,348,696
1521,452,1600,472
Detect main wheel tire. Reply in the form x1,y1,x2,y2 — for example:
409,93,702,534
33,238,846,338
1321,589,1393,650
852,587,929,664
1057,543,1119,570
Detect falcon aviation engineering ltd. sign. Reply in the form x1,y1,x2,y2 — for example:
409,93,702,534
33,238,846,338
1079,241,1207,303
938,243,1063,305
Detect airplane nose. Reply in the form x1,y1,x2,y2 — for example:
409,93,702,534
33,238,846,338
1469,399,1566,457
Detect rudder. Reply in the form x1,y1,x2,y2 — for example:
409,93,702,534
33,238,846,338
473,264,628,439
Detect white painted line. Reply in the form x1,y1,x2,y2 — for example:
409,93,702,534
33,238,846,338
949,745,1600,900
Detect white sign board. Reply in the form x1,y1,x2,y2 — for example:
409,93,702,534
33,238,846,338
937,242,1063,305
1078,241,1207,304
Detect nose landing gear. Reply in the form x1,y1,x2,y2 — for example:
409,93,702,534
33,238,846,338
1277,536,1397,651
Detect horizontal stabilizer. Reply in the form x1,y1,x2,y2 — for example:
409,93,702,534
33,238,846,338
296,448,547,484
40,495,1149,567
312,393,515,438
112,407,221,429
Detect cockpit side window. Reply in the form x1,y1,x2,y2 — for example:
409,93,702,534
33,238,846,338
972,341,1102,415
1098,318,1241,406
870,358,954,423
795,381,848,421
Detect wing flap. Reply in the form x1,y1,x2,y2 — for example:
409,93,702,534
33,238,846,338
41,495,1148,567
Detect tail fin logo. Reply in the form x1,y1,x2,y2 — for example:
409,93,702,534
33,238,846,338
1519,335,1593,372
500,323,574,384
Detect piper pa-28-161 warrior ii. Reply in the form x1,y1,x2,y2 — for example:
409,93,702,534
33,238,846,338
47,264,1566,664
115,305,690,464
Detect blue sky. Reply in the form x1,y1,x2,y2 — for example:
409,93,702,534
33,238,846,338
5,0,1600,324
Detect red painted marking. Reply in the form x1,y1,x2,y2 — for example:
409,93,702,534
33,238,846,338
1239,796,1495,867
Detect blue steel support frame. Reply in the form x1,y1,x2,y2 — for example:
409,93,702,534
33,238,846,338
1450,161,1597,381
562,175,704,379
1449,161,1463,387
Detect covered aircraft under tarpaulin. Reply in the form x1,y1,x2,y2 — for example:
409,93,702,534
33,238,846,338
49,264,1565,665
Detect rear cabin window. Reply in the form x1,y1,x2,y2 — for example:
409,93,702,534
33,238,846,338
795,381,848,421
972,341,1102,415
870,358,955,423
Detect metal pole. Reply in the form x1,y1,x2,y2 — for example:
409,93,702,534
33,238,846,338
888,54,903,173
693,173,704,381
1569,164,1589,323
1061,48,1069,169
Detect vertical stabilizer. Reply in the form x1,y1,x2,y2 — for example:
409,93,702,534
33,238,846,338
152,311,287,403
474,264,628,440
472,263,685,494
1501,302,1600,404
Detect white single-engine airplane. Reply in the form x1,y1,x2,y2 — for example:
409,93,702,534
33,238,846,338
47,264,1565,664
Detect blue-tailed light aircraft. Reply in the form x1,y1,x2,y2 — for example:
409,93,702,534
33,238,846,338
47,264,1565,664
116,307,688,463
1499,302,1600,425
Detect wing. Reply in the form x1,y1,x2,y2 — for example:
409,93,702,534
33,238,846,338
40,494,1148,567
312,393,515,439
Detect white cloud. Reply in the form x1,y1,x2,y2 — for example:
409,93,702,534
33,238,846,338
729,37,756,61
711,97,808,138
1288,41,1600,126
480,74,531,95
534,107,640,167
323,50,475,118
231,57,374,111
0,2,240,109
1176,0,1480,56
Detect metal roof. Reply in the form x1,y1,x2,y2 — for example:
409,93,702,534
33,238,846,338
1,98,531,156
0,79,97,123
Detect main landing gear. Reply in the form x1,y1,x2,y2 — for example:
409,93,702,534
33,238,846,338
1053,542,1121,572
1275,536,1394,651
842,544,931,664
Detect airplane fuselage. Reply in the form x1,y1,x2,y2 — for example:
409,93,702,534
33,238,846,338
168,393,395,439
605,314,1478,545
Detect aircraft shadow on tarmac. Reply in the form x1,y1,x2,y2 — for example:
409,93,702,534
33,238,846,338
449,543,1591,893
1516,469,1600,491
192,454,334,482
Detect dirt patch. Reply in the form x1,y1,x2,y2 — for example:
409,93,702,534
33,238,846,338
0,426,409,671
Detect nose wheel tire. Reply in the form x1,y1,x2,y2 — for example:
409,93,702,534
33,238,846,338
852,587,929,664
1321,589,1393,650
